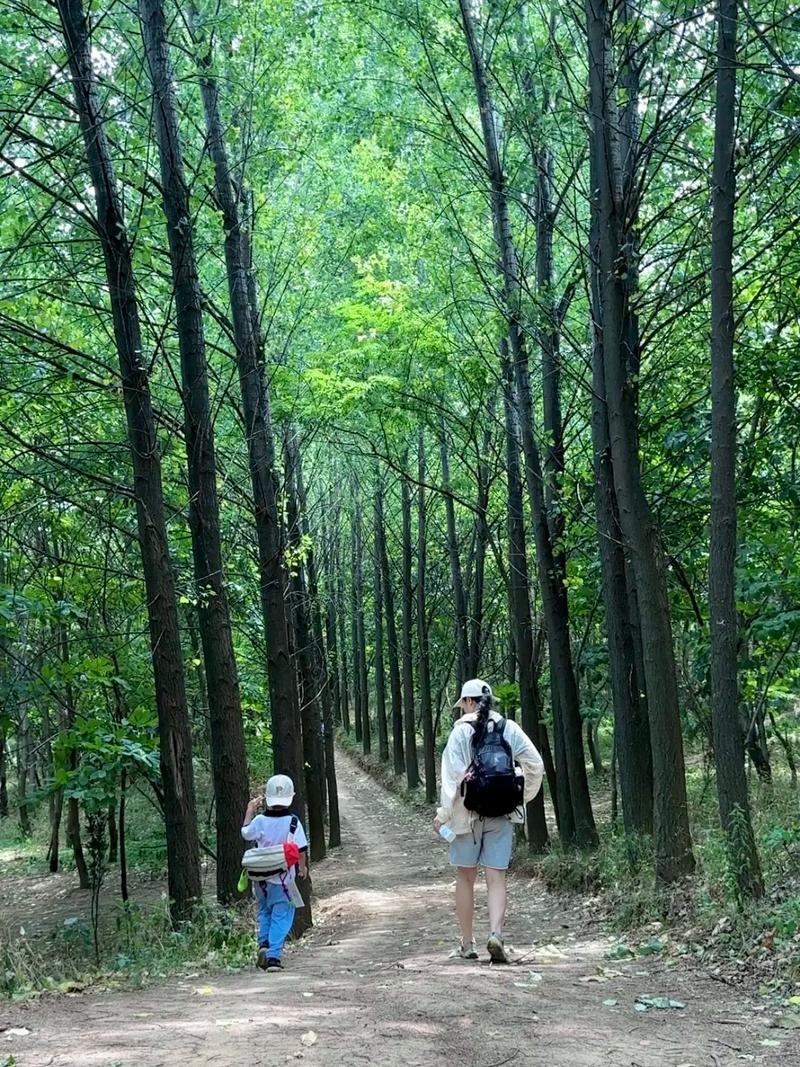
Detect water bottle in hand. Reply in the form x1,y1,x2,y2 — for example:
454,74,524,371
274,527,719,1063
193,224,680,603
439,824,456,843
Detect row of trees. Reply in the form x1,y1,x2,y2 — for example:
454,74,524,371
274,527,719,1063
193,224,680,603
1,0,798,924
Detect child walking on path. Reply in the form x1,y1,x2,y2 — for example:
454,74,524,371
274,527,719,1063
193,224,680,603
242,774,308,971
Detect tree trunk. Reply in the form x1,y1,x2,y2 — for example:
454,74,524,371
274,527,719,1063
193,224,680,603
17,708,32,836
139,0,248,904
502,344,549,852
350,526,363,745
107,799,118,865
375,478,405,775
586,0,694,881
48,788,63,873
709,0,763,899
417,435,437,803
373,488,390,762
334,510,352,733
351,502,370,750
56,0,201,921
401,472,421,788
66,793,90,890
295,456,341,848
119,769,129,904
356,512,371,757
467,427,491,677
283,435,327,862
192,11,305,836
588,152,653,836
440,422,469,690
0,726,7,818
767,710,797,787
586,720,604,776
458,0,596,848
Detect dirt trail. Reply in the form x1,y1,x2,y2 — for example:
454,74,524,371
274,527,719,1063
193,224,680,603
3,753,798,1067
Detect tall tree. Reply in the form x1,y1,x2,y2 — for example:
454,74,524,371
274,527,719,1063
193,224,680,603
502,346,549,851
708,0,763,899
284,434,327,861
191,9,306,822
56,0,201,920
586,0,694,881
139,0,248,903
440,422,469,691
588,154,654,837
375,477,405,775
417,434,437,803
400,471,421,788
458,0,597,847
373,487,390,762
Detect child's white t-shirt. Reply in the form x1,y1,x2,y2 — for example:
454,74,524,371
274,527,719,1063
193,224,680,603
241,813,308,885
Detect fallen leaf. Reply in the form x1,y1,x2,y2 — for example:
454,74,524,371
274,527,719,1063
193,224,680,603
193,985,216,996
301,1032,318,1048
4,1028,30,1037
603,998,619,1007
760,1039,781,1048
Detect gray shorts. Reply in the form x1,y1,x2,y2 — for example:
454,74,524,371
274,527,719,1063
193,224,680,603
449,816,514,870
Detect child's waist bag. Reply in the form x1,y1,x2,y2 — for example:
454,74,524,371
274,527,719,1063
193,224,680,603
242,842,301,879
241,810,302,904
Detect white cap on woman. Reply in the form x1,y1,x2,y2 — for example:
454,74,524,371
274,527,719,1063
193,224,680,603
453,679,492,708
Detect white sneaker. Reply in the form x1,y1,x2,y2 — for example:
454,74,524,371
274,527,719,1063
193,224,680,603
487,932,509,963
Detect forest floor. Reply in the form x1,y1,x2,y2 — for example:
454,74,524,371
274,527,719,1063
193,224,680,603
2,752,799,1067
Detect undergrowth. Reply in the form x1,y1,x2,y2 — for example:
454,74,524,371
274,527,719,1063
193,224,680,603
1,898,254,1000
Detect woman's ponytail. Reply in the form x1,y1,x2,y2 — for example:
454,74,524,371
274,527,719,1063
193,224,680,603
473,685,493,744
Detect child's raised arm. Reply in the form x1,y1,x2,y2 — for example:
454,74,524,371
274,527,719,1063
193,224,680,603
242,796,262,827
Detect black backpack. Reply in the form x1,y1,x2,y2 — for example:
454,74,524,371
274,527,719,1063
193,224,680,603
462,718,524,818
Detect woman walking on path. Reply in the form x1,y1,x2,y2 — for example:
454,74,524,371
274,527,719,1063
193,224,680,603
434,679,544,963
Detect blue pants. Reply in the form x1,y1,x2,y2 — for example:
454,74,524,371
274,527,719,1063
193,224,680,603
254,882,295,959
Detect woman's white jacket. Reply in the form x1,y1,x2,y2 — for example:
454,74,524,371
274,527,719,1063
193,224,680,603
436,710,545,834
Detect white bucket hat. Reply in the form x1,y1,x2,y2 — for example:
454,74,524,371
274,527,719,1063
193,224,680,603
453,678,493,708
265,773,295,808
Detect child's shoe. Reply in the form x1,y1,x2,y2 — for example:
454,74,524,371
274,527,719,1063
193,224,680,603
256,946,270,970
266,957,284,971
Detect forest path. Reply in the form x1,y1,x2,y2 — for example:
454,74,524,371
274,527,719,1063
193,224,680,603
4,751,797,1067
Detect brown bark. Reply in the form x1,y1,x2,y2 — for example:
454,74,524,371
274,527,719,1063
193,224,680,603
56,0,202,917
295,455,341,849
588,152,653,836
0,727,8,818
458,0,596,847
440,421,469,690
417,435,437,803
139,0,248,904
283,435,327,862
375,478,405,775
401,472,421,788
586,0,693,881
709,0,763,898
373,489,390,763
502,344,549,852
192,11,305,837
